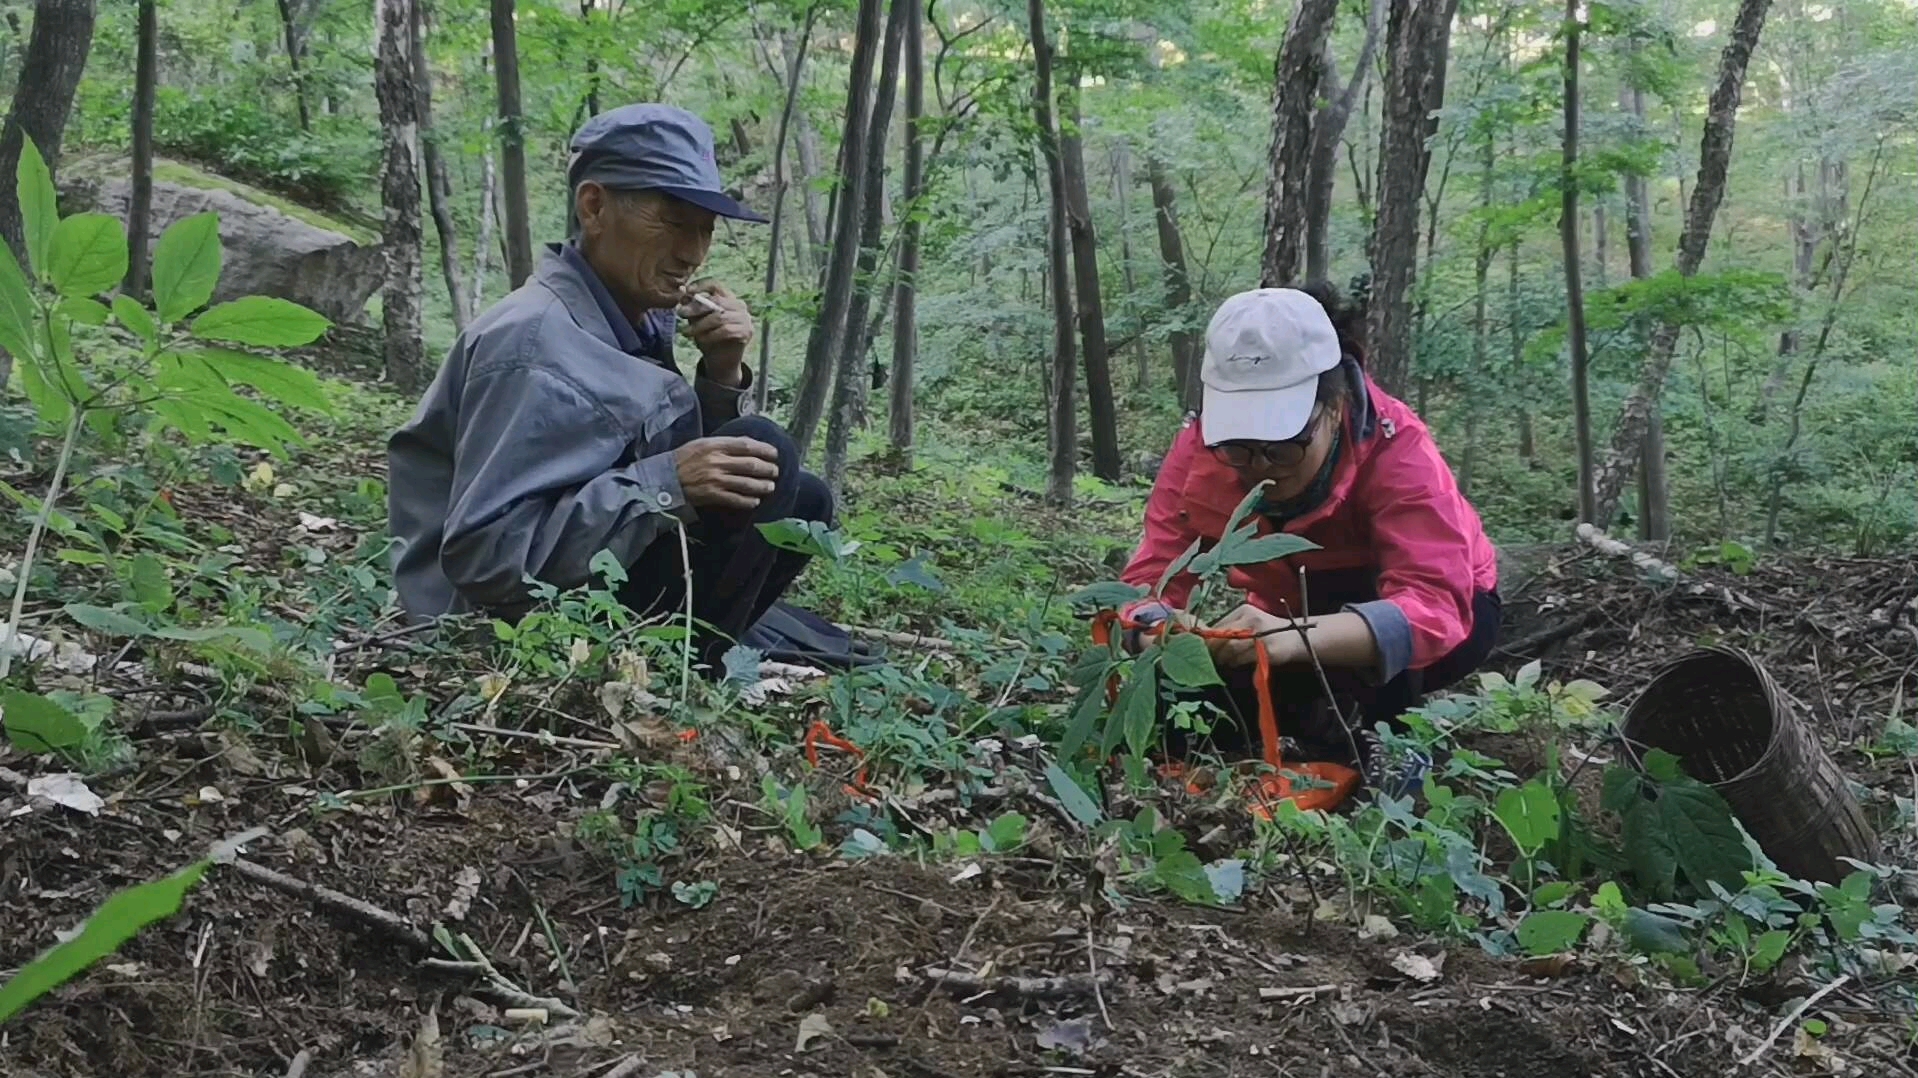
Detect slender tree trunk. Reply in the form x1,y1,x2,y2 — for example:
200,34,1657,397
1305,0,1387,283
376,0,425,392
1260,0,1339,287
473,47,499,310
823,0,908,492
1112,143,1150,390
1060,87,1121,482
1622,80,1667,542
1591,0,1774,525
787,0,884,455
579,0,600,117
1148,156,1201,410
755,6,817,413
1561,1,1595,523
794,111,829,266
275,0,312,132
1509,234,1533,465
125,0,156,298
1461,125,1493,499
1028,0,1076,506
1364,0,1460,396
0,0,97,262
492,0,534,288
889,0,925,459
414,0,470,332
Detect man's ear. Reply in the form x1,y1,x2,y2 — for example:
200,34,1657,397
574,181,609,237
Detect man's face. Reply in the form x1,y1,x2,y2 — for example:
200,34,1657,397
575,185,717,312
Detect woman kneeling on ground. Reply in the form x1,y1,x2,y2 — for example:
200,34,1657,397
1118,283,1500,798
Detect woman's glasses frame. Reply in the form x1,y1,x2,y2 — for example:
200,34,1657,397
1208,409,1325,469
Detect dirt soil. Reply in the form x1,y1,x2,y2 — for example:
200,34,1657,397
4,528,1916,1077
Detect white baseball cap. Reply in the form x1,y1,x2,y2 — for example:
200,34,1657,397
1199,288,1343,446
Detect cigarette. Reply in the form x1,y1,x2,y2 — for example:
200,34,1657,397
687,293,723,315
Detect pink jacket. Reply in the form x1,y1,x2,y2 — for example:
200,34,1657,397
1120,376,1497,679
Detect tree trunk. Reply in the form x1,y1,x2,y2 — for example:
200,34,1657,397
754,6,817,413
0,0,97,262
579,0,600,118
376,0,426,393
1590,0,1774,525
823,0,908,492
1028,0,1076,507
889,0,925,459
1363,0,1460,396
414,0,471,332
473,47,498,310
125,0,156,298
794,111,829,266
1305,0,1387,283
1148,156,1201,410
1622,80,1667,542
1508,202,1533,466
492,0,535,289
1560,1,1595,523
1112,142,1150,390
1060,87,1121,482
1592,203,1608,287
787,0,885,456
275,0,312,132
1461,124,1493,500
1259,0,1338,288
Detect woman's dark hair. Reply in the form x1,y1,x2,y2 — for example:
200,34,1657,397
1297,277,1368,407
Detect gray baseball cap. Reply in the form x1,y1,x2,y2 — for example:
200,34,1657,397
567,103,768,224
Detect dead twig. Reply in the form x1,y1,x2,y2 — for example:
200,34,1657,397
1737,975,1850,1067
230,858,432,951
916,965,1114,1000
283,1049,313,1078
1086,926,1113,1031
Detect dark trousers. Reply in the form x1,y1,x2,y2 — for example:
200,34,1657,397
617,415,834,669
1167,577,1502,765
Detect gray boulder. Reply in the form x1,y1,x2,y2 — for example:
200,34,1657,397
60,160,382,325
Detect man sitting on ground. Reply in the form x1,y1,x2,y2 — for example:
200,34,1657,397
386,103,832,667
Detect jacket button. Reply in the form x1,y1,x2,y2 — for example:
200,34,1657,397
656,492,675,507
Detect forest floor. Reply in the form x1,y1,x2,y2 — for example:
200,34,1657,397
3,386,1917,1078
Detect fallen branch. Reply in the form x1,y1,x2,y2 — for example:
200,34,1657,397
230,858,432,951
1259,983,1339,1002
1575,524,1681,583
1737,974,1849,1067
916,965,1114,1000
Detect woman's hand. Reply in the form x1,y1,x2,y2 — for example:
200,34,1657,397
1207,604,1284,668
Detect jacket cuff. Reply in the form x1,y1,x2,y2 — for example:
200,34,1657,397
1346,599,1414,684
631,451,692,521
694,361,755,422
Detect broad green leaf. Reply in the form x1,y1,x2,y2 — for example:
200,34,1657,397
1044,761,1104,827
65,603,154,637
1530,881,1577,908
12,345,67,424
1516,910,1591,956
1751,929,1791,972
151,397,213,442
128,554,174,614
1154,537,1204,596
1158,631,1222,688
1213,531,1321,569
0,241,38,360
982,812,1028,852
1604,754,1751,899
1621,907,1689,954
151,624,273,653
188,348,333,413
1107,658,1159,758
16,138,56,278
1153,848,1218,905
189,296,330,347
0,859,211,1023
45,215,129,297
1515,659,1544,690
1494,780,1561,858
149,212,221,322
176,386,304,455
1058,669,1111,759
1067,580,1147,611
1,689,88,754
57,297,110,326
111,295,157,343
883,553,945,592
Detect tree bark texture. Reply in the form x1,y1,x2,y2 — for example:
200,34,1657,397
1112,143,1150,390
0,0,96,262
787,0,885,456
1622,80,1667,542
755,6,816,413
1560,2,1595,524
1028,0,1076,506
823,0,908,492
794,110,829,267
492,0,535,289
376,0,426,393
414,0,471,332
1590,0,1774,526
473,48,498,309
275,0,312,131
889,0,925,459
1305,0,1388,283
1260,0,1338,289
1363,0,1459,397
1460,124,1493,500
126,0,156,297
1148,156,1201,410
1060,87,1121,482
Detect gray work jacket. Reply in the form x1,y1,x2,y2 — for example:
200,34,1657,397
386,246,751,622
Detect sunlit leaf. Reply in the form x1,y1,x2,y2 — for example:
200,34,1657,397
111,295,157,343
982,812,1027,852
1115,660,1159,758
16,138,57,279
1,689,88,755
189,296,330,347
1516,910,1590,956
190,349,333,414
45,215,129,297
65,602,154,637
1494,780,1560,858
1066,580,1146,611
0,241,38,361
149,212,221,322
1158,631,1222,688
1044,761,1104,827
57,297,110,326
128,554,173,614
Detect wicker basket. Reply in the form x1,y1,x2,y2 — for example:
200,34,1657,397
1619,646,1878,884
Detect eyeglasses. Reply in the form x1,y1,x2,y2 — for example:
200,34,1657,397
1209,410,1326,469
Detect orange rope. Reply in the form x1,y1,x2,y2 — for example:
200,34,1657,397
804,719,873,800
1090,609,1357,816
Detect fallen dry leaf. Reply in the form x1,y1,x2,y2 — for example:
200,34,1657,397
1358,914,1399,941
29,774,103,815
399,1005,443,1078
444,866,481,920
1389,951,1444,984
297,512,339,532
1036,1017,1096,1056
795,1012,833,1052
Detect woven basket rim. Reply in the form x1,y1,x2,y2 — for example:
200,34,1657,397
1621,645,1788,786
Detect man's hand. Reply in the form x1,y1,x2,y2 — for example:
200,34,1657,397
677,280,753,385
673,436,779,511
1207,604,1284,668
